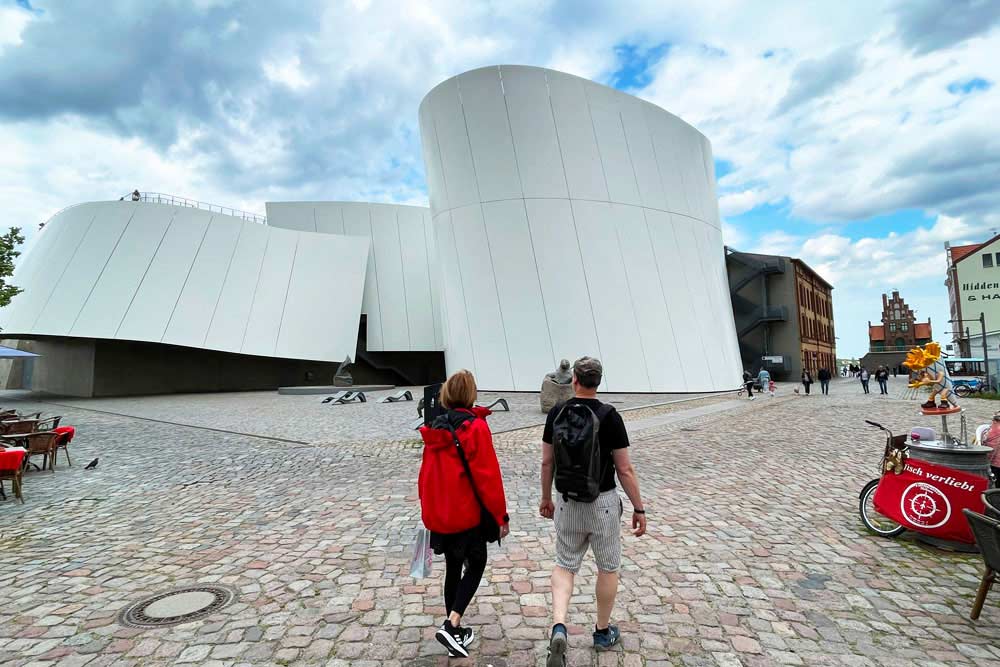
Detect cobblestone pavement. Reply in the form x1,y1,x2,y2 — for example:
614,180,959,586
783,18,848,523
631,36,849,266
26,388,721,445
1,376,999,666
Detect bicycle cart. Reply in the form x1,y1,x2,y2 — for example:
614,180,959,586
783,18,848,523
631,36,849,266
858,411,995,550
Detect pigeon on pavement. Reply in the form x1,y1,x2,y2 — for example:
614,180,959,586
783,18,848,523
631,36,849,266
84,458,98,470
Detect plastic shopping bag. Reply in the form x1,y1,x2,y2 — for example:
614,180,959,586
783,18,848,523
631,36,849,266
409,528,433,579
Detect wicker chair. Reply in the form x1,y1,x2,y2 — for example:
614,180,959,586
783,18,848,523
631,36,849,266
17,432,61,472
986,489,1000,520
0,419,39,436
0,447,25,503
34,416,61,431
963,509,1000,620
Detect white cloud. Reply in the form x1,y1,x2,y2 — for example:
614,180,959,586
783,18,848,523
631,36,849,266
263,55,313,91
0,6,31,53
718,189,770,217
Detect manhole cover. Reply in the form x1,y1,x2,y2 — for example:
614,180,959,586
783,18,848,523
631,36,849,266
117,585,237,628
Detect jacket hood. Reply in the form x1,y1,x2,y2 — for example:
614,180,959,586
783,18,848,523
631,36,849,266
420,407,492,450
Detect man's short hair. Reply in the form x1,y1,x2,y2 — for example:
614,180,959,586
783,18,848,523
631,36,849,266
573,356,603,389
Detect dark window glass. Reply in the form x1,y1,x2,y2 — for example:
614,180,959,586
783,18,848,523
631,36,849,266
984,254,994,268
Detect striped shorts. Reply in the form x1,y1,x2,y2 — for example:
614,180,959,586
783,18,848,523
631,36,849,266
554,489,623,573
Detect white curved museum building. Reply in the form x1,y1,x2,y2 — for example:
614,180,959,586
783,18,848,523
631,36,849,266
0,65,739,396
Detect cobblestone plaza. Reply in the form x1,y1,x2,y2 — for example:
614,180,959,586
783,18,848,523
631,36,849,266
2,377,999,666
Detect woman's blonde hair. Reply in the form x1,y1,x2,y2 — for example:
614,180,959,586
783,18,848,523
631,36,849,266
440,369,477,409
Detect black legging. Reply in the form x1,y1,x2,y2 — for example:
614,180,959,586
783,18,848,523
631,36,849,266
444,546,487,617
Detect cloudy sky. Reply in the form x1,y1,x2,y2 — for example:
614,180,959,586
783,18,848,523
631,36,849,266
1,0,998,358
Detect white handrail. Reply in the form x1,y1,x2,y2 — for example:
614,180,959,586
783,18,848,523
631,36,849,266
118,192,267,224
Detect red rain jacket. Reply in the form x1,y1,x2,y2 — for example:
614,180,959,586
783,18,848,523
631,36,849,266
418,407,509,534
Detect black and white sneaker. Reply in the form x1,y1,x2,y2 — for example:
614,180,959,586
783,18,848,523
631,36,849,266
435,621,470,657
460,625,475,648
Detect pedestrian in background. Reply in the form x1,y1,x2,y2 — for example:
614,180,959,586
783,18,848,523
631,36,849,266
801,369,813,395
818,367,831,395
757,367,771,397
742,369,755,400
418,370,510,658
875,366,889,395
859,367,871,394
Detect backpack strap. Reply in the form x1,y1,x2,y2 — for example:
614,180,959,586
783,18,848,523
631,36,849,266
444,421,500,543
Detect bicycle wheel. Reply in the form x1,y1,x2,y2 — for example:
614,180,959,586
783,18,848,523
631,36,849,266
954,384,971,398
859,478,905,537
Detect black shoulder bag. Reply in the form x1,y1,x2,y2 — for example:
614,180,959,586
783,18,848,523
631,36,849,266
446,423,502,544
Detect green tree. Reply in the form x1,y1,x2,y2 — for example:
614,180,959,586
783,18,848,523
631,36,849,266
0,227,25,308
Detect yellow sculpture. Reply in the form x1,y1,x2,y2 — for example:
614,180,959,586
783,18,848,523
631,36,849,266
904,342,957,412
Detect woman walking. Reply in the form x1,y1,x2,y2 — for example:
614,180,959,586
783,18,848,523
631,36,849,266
859,367,871,394
418,370,510,658
801,369,813,395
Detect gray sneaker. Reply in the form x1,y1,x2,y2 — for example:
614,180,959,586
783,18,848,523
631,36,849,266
547,627,567,667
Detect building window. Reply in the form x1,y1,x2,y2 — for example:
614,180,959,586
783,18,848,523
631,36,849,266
996,252,1000,267
889,323,897,332
984,253,994,268
901,322,908,331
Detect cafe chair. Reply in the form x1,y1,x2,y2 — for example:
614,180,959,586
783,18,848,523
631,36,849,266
0,448,26,503
963,509,1000,620
985,489,1000,520
18,432,62,472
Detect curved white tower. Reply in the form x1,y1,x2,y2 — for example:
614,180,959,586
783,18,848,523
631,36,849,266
418,65,740,392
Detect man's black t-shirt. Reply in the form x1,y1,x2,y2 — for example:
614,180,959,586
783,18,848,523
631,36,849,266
542,397,630,492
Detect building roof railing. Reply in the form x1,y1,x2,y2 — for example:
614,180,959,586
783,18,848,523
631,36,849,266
119,192,267,224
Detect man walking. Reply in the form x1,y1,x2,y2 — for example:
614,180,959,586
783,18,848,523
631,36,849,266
875,366,889,395
859,367,871,394
818,367,831,395
540,357,646,666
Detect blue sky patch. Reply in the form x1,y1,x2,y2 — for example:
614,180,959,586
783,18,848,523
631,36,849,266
610,42,670,90
947,77,991,95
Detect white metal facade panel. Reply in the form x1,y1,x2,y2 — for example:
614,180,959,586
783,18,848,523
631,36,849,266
419,65,738,391
426,78,479,210
398,207,437,351
205,222,269,353
500,65,569,199
524,198,601,368
264,203,315,232
614,204,686,391
620,99,668,212
418,107,450,214
341,203,383,350
1,203,88,333
547,71,609,202
267,201,444,353
571,200,650,392
449,204,513,388
242,229,297,357
116,209,213,343
423,209,445,350
163,216,243,348
458,67,522,203
644,209,713,388
314,205,346,235
370,205,410,351
482,199,554,390
72,204,176,339
1,201,368,364
590,104,641,206
34,203,135,335
434,211,476,374
277,234,368,362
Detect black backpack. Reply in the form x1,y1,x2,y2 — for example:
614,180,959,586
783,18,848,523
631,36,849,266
552,401,613,502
